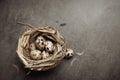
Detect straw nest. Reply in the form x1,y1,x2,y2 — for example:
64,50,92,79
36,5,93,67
16,26,74,71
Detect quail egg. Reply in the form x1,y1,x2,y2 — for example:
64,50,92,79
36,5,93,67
45,41,54,53
35,36,46,50
30,50,42,60
65,49,74,58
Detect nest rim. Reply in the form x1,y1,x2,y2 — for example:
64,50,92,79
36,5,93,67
16,27,66,71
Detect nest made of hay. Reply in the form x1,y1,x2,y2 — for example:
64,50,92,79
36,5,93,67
16,26,74,71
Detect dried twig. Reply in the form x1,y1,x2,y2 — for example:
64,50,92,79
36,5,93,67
26,71,31,75
70,58,78,66
17,22,34,29
12,64,19,73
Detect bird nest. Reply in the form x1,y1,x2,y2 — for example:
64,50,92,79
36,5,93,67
16,26,74,71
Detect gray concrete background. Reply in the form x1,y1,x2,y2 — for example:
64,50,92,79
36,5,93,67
0,0,120,80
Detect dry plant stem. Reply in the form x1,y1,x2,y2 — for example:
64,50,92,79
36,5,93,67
17,22,34,29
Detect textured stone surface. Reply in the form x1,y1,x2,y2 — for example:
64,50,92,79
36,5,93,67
0,0,120,80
